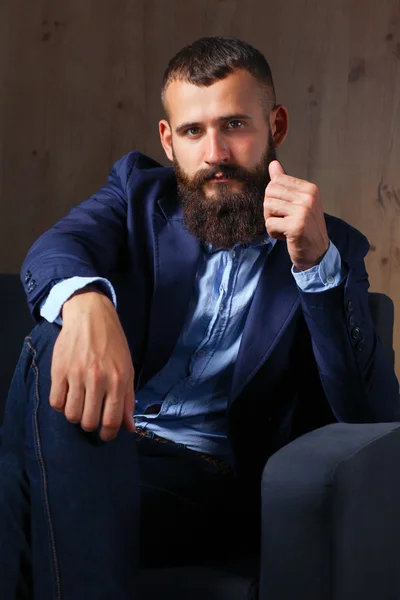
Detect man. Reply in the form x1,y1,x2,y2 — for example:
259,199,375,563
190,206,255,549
1,36,398,599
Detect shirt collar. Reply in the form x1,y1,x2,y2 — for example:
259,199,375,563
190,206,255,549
204,233,276,254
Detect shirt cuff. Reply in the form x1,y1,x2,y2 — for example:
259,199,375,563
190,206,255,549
291,240,347,293
40,276,117,324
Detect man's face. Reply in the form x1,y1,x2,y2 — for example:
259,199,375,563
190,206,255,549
160,70,278,248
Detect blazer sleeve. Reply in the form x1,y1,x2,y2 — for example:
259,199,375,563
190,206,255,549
299,216,399,423
21,153,137,320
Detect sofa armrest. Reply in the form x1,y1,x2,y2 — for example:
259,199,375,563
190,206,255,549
259,422,400,600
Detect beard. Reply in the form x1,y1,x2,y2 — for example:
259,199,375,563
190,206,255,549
173,134,277,249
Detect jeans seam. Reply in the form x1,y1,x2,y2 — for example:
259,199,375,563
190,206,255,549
26,340,62,600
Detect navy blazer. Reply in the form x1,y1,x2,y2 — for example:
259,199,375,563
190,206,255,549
21,152,399,478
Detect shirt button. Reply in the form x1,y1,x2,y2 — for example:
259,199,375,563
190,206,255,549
170,396,178,405
219,304,225,312
231,250,236,258
326,275,334,284
197,350,206,358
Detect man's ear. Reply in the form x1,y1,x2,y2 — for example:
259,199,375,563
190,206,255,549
159,120,174,162
269,105,289,148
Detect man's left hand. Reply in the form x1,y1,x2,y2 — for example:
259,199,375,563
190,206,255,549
264,161,330,271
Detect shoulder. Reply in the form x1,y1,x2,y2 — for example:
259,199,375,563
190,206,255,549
111,151,175,190
108,152,178,216
324,213,370,262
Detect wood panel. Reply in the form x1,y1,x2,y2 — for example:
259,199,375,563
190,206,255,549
1,0,399,375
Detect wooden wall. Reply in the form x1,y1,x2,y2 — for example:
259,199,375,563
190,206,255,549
1,0,400,375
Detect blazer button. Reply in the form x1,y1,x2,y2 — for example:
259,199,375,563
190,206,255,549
356,340,365,352
24,271,32,283
351,327,361,339
347,301,354,313
348,314,357,328
27,280,36,293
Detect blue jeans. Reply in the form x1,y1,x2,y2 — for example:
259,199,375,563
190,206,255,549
0,321,256,599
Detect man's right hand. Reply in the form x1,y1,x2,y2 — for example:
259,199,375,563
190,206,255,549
49,287,136,441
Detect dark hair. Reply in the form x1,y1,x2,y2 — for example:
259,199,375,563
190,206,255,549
161,37,276,116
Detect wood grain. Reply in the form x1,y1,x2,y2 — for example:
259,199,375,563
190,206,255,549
1,0,399,374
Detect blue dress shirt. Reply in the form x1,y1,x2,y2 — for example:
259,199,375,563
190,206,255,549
41,239,346,462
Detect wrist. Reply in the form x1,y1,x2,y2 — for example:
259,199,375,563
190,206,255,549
62,286,112,320
295,261,320,272
294,245,330,272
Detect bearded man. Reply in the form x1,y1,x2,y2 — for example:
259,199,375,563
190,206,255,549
1,36,398,599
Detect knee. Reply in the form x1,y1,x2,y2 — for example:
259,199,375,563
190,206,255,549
25,320,61,361
16,320,62,392
3,321,62,448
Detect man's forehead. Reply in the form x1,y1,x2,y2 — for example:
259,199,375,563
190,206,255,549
164,70,263,122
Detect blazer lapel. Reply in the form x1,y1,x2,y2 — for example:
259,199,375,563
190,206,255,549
230,241,300,402
138,198,201,387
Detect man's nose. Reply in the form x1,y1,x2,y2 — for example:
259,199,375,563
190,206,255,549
203,132,230,165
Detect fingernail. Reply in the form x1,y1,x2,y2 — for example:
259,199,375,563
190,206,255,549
101,428,116,442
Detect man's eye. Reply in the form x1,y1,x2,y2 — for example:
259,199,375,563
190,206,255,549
227,120,243,129
186,127,201,136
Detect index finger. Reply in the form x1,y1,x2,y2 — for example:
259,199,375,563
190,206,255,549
49,375,68,412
